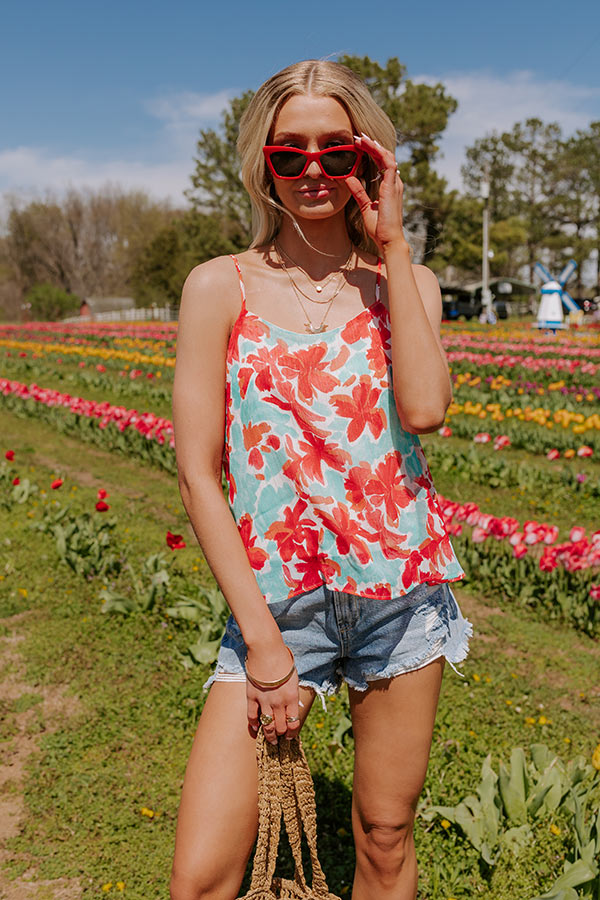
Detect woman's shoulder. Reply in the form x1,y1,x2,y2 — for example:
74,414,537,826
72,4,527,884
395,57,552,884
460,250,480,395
182,253,241,297
180,254,246,334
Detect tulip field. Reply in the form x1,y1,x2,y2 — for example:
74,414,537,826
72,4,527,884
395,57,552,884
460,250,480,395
1,316,599,900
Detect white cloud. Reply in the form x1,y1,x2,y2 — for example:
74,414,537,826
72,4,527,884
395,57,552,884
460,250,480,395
1,75,598,209
0,88,234,208
414,69,600,189
144,88,234,155
0,146,190,207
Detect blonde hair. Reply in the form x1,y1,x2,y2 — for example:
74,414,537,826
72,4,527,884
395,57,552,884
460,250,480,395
237,60,397,255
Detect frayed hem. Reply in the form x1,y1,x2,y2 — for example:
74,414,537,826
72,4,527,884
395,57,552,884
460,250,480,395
297,677,339,712
345,616,474,691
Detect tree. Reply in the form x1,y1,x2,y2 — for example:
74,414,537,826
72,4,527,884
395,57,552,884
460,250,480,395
130,210,241,306
25,283,79,321
1,186,173,306
339,56,458,262
504,118,563,283
186,56,458,262
186,92,255,244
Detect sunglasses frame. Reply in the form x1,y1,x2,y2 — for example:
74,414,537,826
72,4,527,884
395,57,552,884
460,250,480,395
262,144,364,180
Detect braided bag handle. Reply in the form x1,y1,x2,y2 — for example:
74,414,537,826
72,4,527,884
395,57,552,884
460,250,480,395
239,731,341,900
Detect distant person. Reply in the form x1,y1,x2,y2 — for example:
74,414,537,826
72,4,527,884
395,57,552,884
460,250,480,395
170,58,472,900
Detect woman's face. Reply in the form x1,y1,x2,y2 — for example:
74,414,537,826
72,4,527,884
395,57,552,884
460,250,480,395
268,94,356,222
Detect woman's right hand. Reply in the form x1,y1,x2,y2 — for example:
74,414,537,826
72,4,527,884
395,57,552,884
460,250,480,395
245,641,301,744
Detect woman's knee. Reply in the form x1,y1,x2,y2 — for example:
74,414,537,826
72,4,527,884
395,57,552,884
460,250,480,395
170,861,245,900
353,808,416,877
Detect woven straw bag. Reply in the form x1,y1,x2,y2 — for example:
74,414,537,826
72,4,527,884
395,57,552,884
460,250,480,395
238,730,341,900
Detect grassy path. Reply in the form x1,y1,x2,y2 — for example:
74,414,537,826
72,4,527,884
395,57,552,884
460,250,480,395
1,408,599,899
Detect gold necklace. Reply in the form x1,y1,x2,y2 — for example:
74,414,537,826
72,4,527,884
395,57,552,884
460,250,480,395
274,243,354,333
287,276,335,334
274,240,354,303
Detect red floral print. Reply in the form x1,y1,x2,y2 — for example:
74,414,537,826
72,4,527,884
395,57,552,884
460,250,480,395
223,255,465,603
279,344,341,403
330,377,387,442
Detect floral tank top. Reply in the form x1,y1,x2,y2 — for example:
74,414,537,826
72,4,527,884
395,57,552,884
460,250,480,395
223,255,465,604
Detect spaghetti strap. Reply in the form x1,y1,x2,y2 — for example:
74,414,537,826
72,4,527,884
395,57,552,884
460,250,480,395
375,256,382,302
230,254,247,307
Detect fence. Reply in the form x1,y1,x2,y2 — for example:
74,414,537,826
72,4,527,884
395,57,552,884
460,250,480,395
62,306,177,324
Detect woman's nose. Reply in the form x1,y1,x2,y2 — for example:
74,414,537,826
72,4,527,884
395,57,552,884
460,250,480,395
305,159,323,179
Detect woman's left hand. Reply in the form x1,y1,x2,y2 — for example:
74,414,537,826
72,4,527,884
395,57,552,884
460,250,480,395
345,133,406,252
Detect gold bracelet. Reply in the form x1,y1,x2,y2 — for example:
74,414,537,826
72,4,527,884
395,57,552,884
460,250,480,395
245,645,295,689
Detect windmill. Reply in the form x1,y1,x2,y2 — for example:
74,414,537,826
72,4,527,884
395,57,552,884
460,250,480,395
533,259,579,330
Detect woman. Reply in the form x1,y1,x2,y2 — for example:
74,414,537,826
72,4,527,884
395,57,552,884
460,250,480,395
170,59,472,900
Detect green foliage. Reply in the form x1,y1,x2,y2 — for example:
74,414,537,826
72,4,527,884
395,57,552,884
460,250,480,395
130,210,242,307
25,282,79,321
31,502,122,580
423,744,600,897
186,91,255,243
100,553,170,613
165,584,231,666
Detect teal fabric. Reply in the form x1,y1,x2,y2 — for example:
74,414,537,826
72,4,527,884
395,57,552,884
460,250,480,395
224,256,465,604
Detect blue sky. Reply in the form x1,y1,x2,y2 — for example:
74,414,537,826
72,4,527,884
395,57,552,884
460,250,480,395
1,0,599,205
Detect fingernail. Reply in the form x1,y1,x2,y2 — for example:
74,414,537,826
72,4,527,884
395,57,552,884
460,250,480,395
353,134,361,141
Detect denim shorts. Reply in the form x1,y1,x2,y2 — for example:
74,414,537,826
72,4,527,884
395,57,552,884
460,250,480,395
202,581,473,711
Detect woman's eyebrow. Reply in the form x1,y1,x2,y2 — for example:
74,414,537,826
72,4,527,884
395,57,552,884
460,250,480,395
271,129,353,143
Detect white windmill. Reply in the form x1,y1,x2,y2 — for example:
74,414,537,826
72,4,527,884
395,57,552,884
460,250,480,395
533,259,579,330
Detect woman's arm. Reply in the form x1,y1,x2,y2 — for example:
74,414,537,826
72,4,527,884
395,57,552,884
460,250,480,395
383,244,452,433
347,134,452,433
173,258,299,738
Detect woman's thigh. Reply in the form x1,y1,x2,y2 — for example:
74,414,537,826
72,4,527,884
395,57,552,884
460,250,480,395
349,657,445,830
171,681,317,898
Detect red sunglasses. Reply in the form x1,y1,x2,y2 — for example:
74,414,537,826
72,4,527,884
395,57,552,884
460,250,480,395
262,145,364,180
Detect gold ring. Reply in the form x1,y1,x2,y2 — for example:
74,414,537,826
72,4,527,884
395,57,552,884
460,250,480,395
286,715,300,723
259,713,274,726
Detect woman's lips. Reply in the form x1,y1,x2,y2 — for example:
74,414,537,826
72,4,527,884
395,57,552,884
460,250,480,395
298,187,334,199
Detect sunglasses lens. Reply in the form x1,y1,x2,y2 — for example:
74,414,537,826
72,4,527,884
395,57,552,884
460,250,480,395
320,149,359,176
268,150,306,177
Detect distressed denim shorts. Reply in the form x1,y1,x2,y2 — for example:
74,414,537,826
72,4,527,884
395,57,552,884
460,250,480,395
202,581,473,711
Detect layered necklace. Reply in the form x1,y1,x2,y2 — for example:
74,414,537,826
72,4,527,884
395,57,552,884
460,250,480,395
274,240,355,334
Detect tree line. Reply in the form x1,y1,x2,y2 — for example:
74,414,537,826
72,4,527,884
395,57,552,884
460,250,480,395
1,55,598,320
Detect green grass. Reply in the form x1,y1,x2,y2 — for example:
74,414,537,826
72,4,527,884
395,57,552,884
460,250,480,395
1,408,599,899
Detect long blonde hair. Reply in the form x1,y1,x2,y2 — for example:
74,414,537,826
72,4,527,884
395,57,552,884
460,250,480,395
237,60,397,255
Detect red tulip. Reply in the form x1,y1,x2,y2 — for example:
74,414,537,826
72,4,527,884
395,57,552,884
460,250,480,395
471,527,488,543
5,450,15,460
473,432,491,443
12,476,20,485
438,426,452,438
51,478,63,489
577,446,593,458
539,550,558,571
546,449,560,460
590,584,600,601
166,530,186,550
569,526,586,543
512,543,528,559
95,500,110,512
97,488,108,499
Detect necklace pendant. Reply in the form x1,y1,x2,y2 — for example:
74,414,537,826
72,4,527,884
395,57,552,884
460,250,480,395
315,285,322,292
305,322,327,334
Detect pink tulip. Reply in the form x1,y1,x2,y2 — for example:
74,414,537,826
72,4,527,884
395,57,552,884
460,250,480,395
569,526,586,543
438,426,452,438
546,449,560,460
512,543,528,559
471,527,488,543
473,432,491,443
577,446,593,458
